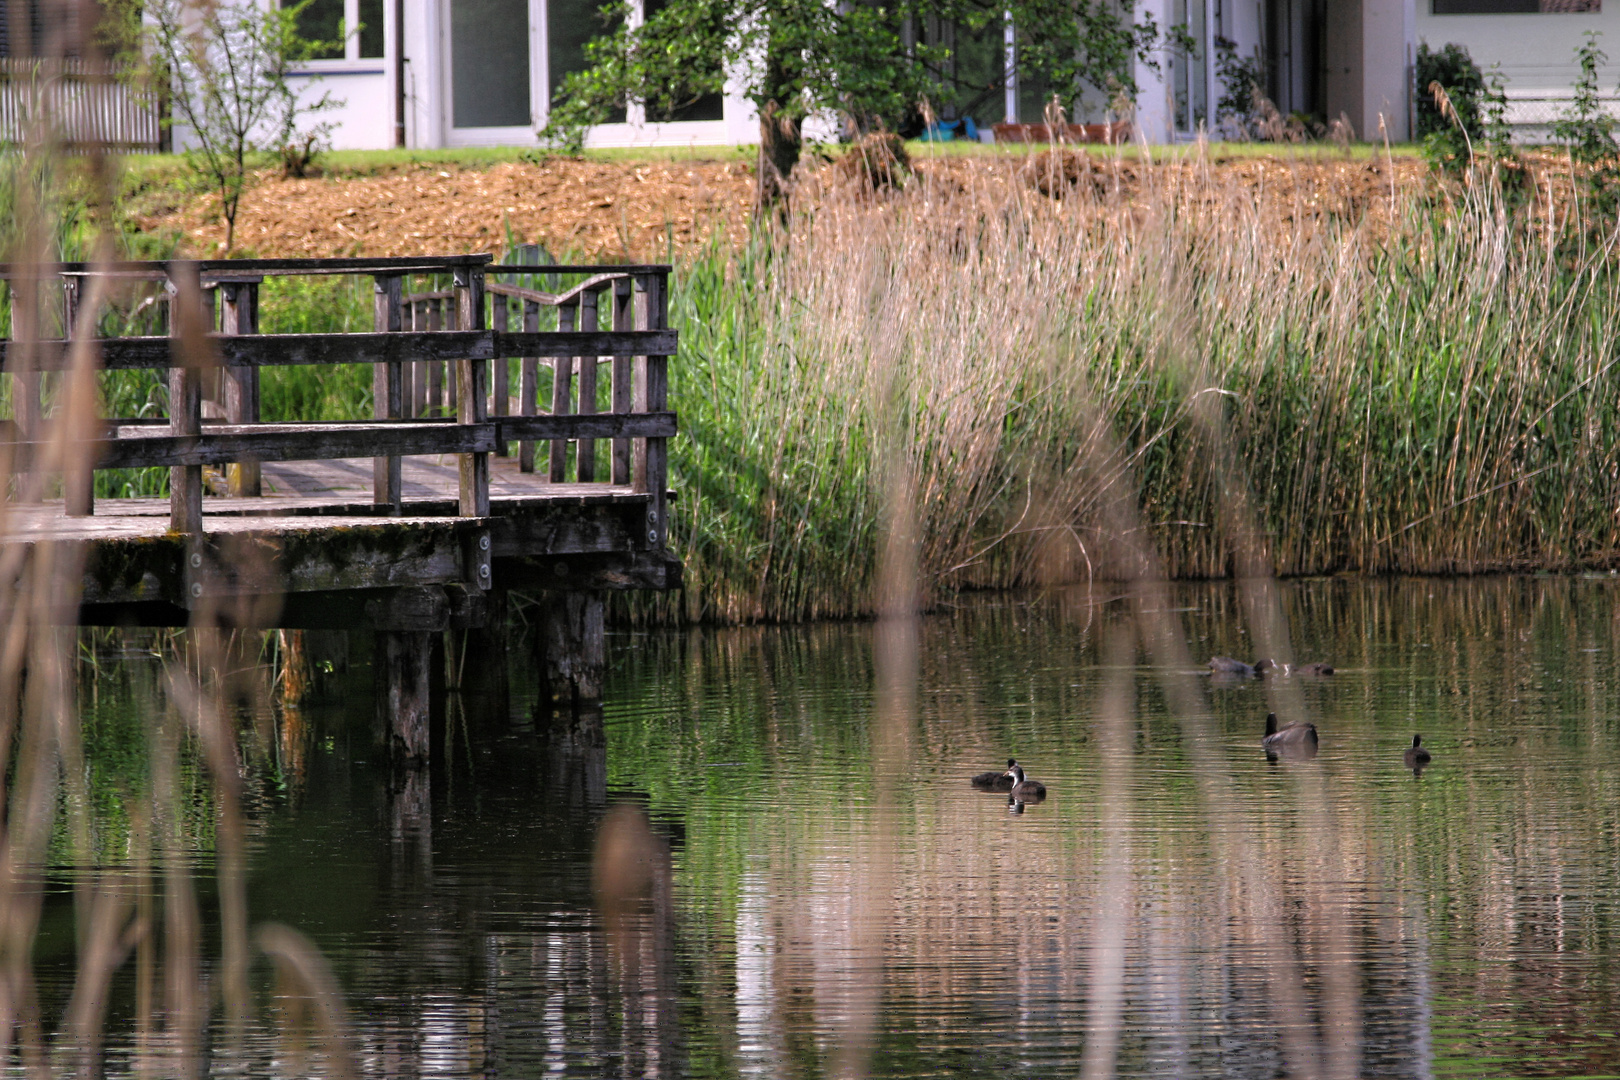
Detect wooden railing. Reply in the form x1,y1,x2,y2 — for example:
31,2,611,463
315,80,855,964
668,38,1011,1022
0,256,675,545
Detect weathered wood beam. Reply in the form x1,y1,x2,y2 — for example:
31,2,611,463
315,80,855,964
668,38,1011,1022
495,550,682,592
44,421,500,470
0,329,677,371
71,518,490,607
378,630,432,766
372,275,404,510
221,280,261,496
31,254,493,277
455,266,490,519
496,412,675,442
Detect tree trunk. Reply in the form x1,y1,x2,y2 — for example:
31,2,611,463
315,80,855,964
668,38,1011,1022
756,100,802,216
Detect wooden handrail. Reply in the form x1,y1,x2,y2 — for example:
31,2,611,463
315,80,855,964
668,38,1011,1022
0,329,677,371
1,258,678,536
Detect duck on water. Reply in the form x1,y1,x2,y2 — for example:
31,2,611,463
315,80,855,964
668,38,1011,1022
1262,712,1318,756
1208,657,1335,678
1004,761,1047,801
971,760,1018,791
1404,734,1432,770
973,759,1047,800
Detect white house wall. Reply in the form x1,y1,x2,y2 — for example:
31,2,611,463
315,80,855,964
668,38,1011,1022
1413,5,1618,93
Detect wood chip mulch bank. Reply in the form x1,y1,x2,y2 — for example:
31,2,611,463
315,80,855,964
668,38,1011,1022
138,151,1463,262
140,159,757,261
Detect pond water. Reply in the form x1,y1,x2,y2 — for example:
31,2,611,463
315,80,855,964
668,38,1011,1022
34,575,1620,1078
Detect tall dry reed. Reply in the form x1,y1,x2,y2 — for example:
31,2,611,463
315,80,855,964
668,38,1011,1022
663,146,1620,624
0,5,355,1076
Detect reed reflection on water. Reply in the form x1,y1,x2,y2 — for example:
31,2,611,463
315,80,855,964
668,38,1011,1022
25,574,1620,1079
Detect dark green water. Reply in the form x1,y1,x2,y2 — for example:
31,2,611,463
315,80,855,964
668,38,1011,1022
37,576,1620,1078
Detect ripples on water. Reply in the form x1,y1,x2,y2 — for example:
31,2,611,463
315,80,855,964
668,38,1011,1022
35,576,1620,1078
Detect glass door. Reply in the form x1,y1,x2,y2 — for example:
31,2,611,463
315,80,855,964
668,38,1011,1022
449,0,538,141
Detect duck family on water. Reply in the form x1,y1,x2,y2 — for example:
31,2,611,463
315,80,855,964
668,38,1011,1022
972,718,1433,799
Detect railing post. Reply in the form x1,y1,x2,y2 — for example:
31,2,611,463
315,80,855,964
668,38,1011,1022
427,297,444,417
611,277,633,485
518,298,539,474
454,266,489,518
220,277,262,496
490,290,509,458
576,288,598,482
549,300,576,483
632,272,669,550
62,276,93,516
11,278,41,498
373,274,403,510
166,265,206,536
410,298,427,418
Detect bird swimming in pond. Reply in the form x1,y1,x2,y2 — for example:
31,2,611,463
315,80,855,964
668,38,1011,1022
971,759,1017,791
1004,760,1046,800
1253,659,1335,677
1208,656,1258,678
1261,712,1318,750
1404,734,1431,770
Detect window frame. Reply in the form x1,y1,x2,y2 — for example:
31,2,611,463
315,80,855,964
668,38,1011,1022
287,0,389,70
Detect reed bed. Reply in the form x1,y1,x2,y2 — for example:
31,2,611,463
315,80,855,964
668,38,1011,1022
659,147,1620,623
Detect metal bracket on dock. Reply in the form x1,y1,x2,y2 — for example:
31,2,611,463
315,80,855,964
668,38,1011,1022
463,528,493,591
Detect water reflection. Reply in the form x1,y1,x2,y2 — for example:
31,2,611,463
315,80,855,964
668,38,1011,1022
36,576,1620,1078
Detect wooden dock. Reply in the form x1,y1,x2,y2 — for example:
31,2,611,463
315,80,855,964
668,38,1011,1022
0,255,681,761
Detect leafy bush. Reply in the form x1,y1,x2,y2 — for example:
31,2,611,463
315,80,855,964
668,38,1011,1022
1554,33,1620,219
1415,43,1485,140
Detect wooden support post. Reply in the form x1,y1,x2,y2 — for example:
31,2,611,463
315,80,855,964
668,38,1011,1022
576,289,598,482
445,293,459,415
372,275,404,510
490,293,509,458
611,277,633,485
377,630,432,766
411,299,427,418
62,278,93,517
539,593,605,710
166,268,206,536
632,273,670,549
454,266,489,518
518,299,539,473
461,589,511,719
427,298,443,417
220,279,262,497
549,301,576,483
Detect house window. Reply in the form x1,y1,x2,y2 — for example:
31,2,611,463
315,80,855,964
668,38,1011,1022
287,0,386,60
548,0,626,123
1433,0,1597,10
453,0,532,127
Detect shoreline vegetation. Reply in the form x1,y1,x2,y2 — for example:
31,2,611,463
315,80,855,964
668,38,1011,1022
11,141,1620,623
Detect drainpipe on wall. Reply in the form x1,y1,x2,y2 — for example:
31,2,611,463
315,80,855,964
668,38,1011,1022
394,0,406,147
1003,13,1016,124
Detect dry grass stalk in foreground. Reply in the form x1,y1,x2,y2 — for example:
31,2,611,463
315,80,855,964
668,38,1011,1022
0,15,357,1074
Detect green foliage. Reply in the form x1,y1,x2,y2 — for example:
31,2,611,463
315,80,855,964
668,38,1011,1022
1213,36,1265,138
145,0,342,250
543,0,1169,201
1554,33,1620,218
1415,42,1485,140
257,275,375,422
1415,42,1487,177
